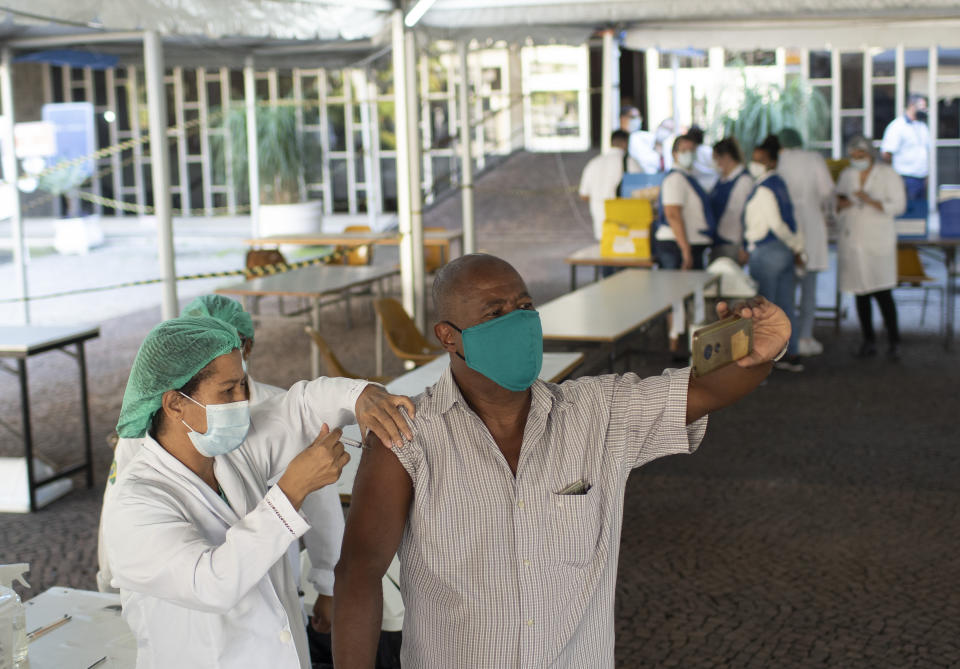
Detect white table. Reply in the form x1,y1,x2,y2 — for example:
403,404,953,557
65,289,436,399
0,325,100,511
216,264,399,378
564,243,654,290
336,352,584,500
23,587,134,669
539,269,719,369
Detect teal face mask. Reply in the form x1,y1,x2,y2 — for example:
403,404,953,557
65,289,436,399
445,309,543,391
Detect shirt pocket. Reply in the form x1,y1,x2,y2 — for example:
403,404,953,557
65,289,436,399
548,489,603,569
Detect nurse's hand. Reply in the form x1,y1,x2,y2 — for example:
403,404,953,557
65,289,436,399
278,424,350,510
355,385,416,450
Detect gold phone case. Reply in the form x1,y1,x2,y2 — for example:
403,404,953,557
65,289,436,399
691,316,753,377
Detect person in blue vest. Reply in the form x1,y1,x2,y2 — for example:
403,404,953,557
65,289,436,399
743,135,807,373
654,134,719,354
708,137,753,266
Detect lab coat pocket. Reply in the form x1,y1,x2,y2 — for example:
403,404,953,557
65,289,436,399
549,489,603,569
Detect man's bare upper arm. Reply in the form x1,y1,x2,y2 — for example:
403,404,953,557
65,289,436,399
340,436,413,575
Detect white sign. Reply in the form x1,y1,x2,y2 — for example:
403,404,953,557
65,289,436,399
13,121,56,158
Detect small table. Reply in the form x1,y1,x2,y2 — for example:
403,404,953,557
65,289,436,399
216,265,399,379
540,269,719,370
0,325,99,512
336,352,584,502
24,587,134,668
246,229,464,267
897,235,960,349
565,243,654,291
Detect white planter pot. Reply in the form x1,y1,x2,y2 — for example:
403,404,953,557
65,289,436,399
259,200,324,238
53,215,104,255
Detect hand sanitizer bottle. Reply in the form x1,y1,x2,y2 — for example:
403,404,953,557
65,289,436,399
0,564,30,669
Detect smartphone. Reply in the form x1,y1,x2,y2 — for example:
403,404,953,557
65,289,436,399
691,315,753,377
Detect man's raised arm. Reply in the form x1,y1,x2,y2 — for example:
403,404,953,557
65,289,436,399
332,435,413,668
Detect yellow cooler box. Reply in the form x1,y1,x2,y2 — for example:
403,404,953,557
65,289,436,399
600,198,653,259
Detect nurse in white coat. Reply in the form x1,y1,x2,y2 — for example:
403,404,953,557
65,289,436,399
835,135,906,359
103,316,415,669
778,128,835,357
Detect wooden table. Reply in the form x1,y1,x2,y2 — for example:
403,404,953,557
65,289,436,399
336,352,584,501
540,269,719,370
0,325,99,512
23,587,134,668
898,235,960,349
215,264,399,378
245,229,464,266
565,243,655,290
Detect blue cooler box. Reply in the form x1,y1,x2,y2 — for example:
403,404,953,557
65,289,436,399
940,198,960,238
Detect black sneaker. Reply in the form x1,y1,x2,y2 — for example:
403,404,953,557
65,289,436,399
854,341,877,358
774,355,805,372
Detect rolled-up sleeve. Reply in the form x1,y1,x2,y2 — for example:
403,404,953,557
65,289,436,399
610,367,708,470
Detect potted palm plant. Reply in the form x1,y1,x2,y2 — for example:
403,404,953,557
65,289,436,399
38,162,104,255
220,103,323,237
714,74,829,155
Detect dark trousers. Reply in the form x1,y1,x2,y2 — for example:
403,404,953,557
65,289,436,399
855,289,900,345
654,240,709,270
901,175,928,219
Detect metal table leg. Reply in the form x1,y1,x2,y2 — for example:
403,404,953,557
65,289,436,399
17,358,37,512
78,342,94,489
946,247,956,351
570,265,577,292
311,299,321,379
374,281,384,376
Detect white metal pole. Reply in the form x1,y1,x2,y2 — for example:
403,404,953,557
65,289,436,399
143,31,178,320
405,29,426,331
458,41,475,255
895,44,905,118
600,30,615,154
391,11,415,321
670,52,680,127
1,47,28,323
244,57,261,238
830,48,841,159
927,45,938,226
354,69,378,230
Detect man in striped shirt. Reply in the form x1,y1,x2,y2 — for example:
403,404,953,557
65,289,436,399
333,254,790,668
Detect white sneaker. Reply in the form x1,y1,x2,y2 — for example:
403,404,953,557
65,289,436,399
797,338,824,357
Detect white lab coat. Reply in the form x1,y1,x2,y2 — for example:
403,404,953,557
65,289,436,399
578,147,641,240
778,148,835,272
835,163,906,295
103,376,367,669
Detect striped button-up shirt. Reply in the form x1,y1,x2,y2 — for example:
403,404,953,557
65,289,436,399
392,366,707,668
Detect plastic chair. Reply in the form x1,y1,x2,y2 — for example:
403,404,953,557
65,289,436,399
424,227,449,274
304,327,393,384
339,225,374,266
896,246,944,330
244,248,300,315
373,297,444,366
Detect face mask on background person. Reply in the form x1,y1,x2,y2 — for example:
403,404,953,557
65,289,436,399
444,309,543,392
676,151,694,169
626,117,641,134
748,161,767,179
179,393,251,457
916,111,929,123
850,158,871,172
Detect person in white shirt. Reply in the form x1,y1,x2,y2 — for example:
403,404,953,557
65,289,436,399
578,130,641,241
743,135,807,372
777,128,836,357
880,94,929,218
103,315,415,669
686,126,719,192
836,135,906,360
708,137,753,265
618,106,662,175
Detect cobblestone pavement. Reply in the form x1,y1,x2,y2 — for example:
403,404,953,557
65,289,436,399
2,151,959,667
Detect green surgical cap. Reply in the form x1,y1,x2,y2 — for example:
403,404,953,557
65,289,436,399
116,316,241,439
778,127,803,149
181,294,255,342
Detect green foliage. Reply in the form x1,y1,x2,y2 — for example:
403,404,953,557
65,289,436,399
213,103,304,205
714,73,829,156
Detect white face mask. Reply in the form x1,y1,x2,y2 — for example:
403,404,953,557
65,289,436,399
180,393,250,457
748,161,767,179
676,151,694,169
850,158,871,172
626,117,641,133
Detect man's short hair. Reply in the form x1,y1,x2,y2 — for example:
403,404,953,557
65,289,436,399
907,94,927,107
712,137,742,164
686,125,704,145
619,105,639,120
611,130,630,145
